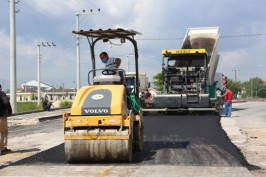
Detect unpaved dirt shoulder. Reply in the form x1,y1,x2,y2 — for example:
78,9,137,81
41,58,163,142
222,101,266,177
237,128,266,176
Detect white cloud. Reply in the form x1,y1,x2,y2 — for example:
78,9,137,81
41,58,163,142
25,0,73,16
0,30,9,48
217,45,266,81
219,49,249,69
101,0,133,19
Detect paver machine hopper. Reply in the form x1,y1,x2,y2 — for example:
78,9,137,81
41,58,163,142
63,29,143,162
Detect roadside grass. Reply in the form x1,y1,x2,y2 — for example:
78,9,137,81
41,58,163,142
17,102,42,113
17,100,72,113
59,100,73,107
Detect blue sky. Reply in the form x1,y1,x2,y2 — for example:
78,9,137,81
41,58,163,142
1,0,266,90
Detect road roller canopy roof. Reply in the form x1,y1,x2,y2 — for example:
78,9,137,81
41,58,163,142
73,28,141,39
73,28,142,97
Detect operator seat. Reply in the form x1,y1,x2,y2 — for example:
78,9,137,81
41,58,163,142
93,75,121,85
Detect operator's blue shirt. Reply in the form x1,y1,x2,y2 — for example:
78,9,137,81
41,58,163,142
105,58,117,69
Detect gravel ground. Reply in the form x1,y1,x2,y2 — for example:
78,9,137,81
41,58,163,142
238,128,266,176
223,101,266,177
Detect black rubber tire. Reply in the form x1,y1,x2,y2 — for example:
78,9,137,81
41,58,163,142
133,122,144,151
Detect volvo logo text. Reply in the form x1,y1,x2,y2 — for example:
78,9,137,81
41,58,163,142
84,108,109,114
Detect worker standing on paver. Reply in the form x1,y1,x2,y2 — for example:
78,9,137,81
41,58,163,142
0,84,12,154
220,87,233,117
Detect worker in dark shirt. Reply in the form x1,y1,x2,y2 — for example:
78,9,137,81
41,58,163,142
0,84,12,154
43,95,53,111
144,89,152,100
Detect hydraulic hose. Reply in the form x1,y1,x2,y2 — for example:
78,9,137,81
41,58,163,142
129,94,142,115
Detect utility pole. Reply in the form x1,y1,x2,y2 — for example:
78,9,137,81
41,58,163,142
52,85,55,100
232,69,239,82
126,54,134,72
76,9,100,91
73,81,76,96
256,85,258,97
126,56,129,72
9,0,19,113
37,45,41,107
251,79,253,98
37,42,56,107
62,82,65,99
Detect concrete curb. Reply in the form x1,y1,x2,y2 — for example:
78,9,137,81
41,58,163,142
38,112,70,122
11,107,71,116
8,108,71,127
232,100,246,103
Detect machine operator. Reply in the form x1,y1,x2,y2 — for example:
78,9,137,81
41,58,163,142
99,52,121,69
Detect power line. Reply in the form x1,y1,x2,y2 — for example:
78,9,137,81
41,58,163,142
136,38,183,41
220,33,266,38
136,33,266,41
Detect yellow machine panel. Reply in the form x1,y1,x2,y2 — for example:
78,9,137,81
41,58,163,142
70,85,127,116
162,49,207,55
65,115,123,127
63,84,138,162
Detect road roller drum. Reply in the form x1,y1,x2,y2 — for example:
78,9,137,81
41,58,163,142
65,139,132,162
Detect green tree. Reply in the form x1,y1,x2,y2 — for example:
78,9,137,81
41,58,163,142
226,78,243,96
258,86,266,98
244,77,265,98
153,72,164,91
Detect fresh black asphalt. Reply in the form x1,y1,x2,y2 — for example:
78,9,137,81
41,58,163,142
7,114,255,169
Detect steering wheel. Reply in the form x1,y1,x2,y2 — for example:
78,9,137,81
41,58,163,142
102,69,116,75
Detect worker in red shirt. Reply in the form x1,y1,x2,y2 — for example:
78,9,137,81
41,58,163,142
220,87,233,117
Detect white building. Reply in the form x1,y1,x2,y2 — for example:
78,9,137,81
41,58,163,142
21,80,52,91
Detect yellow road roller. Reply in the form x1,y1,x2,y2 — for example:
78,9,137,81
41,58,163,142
63,29,143,162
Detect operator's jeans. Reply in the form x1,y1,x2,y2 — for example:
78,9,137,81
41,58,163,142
0,117,8,150
224,101,232,117
43,104,52,111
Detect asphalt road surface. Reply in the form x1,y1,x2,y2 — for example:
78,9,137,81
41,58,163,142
0,113,254,177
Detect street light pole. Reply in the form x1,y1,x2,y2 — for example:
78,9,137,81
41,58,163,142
126,56,129,72
233,69,237,82
73,81,76,96
37,42,56,107
76,14,80,91
24,82,26,93
9,0,19,113
76,9,100,91
126,54,134,72
37,45,41,107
